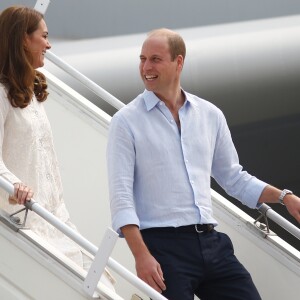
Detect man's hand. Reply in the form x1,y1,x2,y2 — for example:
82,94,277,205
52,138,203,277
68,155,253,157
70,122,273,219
284,194,300,223
135,250,166,293
121,224,166,293
259,185,300,223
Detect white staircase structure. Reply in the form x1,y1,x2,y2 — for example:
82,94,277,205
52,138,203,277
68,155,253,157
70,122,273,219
1,2,300,299
1,62,299,299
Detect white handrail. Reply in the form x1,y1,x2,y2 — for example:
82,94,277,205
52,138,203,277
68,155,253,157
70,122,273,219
258,204,300,240
45,50,125,110
0,177,167,300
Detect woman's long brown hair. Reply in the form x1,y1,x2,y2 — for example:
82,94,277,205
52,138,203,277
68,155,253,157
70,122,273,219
0,6,48,108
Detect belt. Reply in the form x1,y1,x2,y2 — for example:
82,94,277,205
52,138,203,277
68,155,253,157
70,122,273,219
141,224,214,234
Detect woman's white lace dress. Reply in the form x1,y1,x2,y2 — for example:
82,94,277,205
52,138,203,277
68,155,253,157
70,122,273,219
0,83,85,267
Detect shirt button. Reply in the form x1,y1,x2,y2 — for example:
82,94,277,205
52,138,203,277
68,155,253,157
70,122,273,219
46,174,51,180
159,102,164,106
185,159,189,163
190,180,194,185
170,119,174,123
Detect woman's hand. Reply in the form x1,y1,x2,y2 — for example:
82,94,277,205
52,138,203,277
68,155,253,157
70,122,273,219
9,183,34,205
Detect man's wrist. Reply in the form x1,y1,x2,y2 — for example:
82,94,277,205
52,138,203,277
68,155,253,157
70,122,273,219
279,189,293,205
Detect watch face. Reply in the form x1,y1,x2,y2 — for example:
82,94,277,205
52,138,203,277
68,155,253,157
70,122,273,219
279,189,293,205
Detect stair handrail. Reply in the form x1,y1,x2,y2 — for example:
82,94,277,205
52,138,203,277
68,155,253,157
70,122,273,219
45,50,125,110
257,203,300,240
0,176,167,300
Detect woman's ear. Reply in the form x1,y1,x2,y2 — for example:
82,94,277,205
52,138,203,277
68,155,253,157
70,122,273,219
23,33,30,50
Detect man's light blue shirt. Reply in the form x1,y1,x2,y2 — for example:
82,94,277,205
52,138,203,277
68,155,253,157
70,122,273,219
107,90,267,234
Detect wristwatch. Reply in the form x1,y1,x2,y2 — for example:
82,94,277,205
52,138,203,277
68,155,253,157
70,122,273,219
279,189,293,205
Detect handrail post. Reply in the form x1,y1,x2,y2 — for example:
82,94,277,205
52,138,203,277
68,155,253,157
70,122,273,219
83,228,118,297
257,203,300,240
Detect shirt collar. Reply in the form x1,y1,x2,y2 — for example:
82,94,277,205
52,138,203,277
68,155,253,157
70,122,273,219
143,90,161,111
184,91,199,108
142,89,198,111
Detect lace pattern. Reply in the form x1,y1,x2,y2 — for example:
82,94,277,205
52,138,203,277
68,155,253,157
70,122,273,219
0,84,84,267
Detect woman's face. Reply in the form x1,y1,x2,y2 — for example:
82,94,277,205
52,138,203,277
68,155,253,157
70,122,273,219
25,19,51,69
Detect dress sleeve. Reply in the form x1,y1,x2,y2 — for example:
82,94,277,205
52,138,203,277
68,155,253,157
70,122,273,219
0,87,21,185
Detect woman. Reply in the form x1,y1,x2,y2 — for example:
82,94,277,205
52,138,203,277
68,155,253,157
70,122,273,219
0,6,115,288
0,3,88,266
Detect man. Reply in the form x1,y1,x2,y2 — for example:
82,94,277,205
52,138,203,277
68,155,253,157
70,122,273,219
107,28,300,300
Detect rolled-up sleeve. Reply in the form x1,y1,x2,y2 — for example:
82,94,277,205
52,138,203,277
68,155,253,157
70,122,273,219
106,113,140,235
211,111,267,208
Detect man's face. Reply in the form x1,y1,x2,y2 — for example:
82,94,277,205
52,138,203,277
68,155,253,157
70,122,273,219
139,35,181,98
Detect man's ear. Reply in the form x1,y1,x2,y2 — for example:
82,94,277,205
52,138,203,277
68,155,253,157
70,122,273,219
177,55,184,71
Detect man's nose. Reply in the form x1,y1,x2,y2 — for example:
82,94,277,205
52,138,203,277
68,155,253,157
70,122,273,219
142,60,152,71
